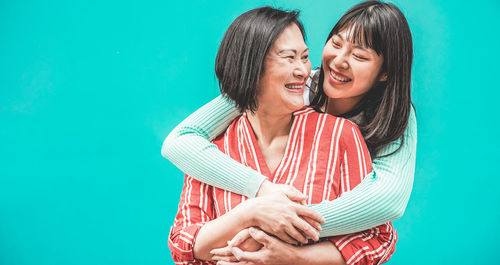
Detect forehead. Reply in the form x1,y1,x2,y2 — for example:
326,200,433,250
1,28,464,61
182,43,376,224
270,23,307,52
335,24,373,49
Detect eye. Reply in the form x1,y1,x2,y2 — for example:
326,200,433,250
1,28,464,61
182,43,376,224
331,39,341,48
301,54,309,60
353,54,368,60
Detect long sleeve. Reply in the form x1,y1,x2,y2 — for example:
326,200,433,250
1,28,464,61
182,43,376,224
163,95,417,236
168,175,214,263
326,122,396,265
311,107,417,236
161,95,267,198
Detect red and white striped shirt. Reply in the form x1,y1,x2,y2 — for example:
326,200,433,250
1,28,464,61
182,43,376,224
168,107,396,265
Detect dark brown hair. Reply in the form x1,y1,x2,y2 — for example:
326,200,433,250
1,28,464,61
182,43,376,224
310,0,413,157
215,6,305,113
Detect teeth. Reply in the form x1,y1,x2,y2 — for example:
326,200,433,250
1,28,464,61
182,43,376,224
285,85,303,89
330,71,350,82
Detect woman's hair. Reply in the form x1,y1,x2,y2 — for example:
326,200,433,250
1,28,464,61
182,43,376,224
215,6,305,113
310,0,413,157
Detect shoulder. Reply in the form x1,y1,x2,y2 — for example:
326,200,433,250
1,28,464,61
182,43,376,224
336,117,363,149
408,106,417,133
212,114,244,145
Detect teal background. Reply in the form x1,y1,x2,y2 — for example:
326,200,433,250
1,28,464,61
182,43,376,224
1,0,499,264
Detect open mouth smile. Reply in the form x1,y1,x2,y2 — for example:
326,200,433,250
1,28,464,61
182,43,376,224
329,69,352,83
285,82,305,92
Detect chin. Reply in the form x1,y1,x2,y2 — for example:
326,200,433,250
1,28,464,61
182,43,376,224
323,88,341,99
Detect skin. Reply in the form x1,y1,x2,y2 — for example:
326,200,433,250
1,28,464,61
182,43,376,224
213,227,345,265
192,24,332,261
247,22,311,174
322,29,386,116
212,27,388,265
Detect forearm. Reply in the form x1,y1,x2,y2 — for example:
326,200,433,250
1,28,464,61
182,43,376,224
294,241,346,265
194,201,255,260
161,95,266,198
311,108,417,236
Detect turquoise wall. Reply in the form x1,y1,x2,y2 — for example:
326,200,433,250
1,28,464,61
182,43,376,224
1,0,499,264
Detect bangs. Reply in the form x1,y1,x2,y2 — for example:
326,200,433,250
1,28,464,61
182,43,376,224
332,7,385,55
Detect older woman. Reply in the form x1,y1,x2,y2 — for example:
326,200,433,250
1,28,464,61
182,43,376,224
168,7,394,265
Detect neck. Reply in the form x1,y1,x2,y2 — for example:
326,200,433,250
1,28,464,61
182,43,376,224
326,96,363,116
245,108,293,146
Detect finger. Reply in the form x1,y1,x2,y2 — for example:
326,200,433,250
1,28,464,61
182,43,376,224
211,246,233,256
284,225,308,244
301,216,323,231
229,229,252,247
302,216,322,231
295,205,326,223
275,231,298,245
248,227,272,246
283,186,307,203
216,261,242,265
217,261,252,265
212,255,238,262
231,246,263,263
293,217,320,241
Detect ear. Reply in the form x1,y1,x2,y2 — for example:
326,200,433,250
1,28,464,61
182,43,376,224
379,73,388,82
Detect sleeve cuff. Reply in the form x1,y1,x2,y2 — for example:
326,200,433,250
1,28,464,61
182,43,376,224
168,223,205,262
243,172,267,198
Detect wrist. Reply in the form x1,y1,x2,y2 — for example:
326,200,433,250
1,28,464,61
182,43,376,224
255,180,271,197
234,198,260,227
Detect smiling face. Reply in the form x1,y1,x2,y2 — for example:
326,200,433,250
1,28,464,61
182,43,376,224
322,28,386,114
256,23,311,115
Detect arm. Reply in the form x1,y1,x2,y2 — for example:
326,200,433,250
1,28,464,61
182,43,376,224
169,175,324,262
213,225,395,265
213,123,395,265
168,174,256,262
164,95,417,236
216,227,346,265
325,125,396,265
161,95,266,198
310,107,417,236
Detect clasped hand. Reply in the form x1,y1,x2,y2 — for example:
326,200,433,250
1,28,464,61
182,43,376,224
210,181,325,264
251,180,325,244
211,227,300,265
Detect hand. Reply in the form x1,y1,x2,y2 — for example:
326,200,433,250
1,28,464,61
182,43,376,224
256,180,307,204
217,227,299,265
249,194,324,245
211,228,262,262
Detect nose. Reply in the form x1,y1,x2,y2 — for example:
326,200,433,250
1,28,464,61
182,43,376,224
294,59,310,80
333,50,349,70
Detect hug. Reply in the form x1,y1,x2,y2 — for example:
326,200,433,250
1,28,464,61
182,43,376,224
164,1,416,264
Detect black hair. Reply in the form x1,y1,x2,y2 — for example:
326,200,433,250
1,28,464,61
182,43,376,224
215,6,305,112
310,0,413,157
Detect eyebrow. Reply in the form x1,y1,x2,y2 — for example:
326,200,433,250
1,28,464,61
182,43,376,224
276,48,309,55
334,34,369,51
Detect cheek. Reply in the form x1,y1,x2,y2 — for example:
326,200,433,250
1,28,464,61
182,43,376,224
322,46,332,63
353,65,379,91
306,61,312,74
